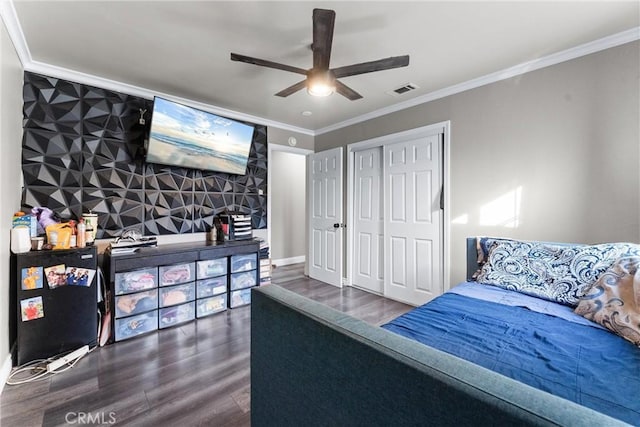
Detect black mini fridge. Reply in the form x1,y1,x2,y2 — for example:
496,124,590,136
10,246,98,366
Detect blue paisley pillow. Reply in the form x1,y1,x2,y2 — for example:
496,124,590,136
472,237,575,279
476,240,640,306
471,237,518,279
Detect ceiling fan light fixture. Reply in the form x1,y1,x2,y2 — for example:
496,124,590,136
307,82,335,97
230,9,408,101
306,71,335,97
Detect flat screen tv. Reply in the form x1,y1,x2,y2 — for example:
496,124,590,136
146,97,255,175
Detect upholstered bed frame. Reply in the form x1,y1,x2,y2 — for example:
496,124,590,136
250,239,626,426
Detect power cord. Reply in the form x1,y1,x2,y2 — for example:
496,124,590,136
6,345,96,385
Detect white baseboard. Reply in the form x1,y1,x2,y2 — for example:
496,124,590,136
272,256,305,267
0,353,12,394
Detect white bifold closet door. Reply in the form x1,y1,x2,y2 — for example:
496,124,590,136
384,134,443,305
352,147,384,294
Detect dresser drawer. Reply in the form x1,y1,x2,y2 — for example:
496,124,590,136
196,295,227,318
159,282,195,307
230,288,252,308
196,277,227,298
159,301,195,329
230,253,257,273
159,262,195,286
230,271,257,291
196,258,227,279
114,289,158,319
114,267,158,295
115,311,158,342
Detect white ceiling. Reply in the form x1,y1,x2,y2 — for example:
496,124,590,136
5,1,640,135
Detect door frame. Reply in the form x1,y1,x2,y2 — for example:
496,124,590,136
346,121,451,293
267,143,313,273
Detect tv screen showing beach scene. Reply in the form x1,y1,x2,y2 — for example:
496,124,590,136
146,97,255,175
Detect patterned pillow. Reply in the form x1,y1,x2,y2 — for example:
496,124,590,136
575,256,640,347
471,236,578,279
476,240,640,306
471,237,517,280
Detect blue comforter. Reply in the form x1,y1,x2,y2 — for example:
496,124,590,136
382,289,640,425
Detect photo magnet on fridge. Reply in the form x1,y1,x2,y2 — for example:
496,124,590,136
21,266,43,290
21,296,44,321
45,264,67,289
65,267,96,287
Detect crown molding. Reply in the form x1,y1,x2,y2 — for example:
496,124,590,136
0,0,30,65
0,0,314,136
2,0,638,138
24,60,315,135
315,26,640,135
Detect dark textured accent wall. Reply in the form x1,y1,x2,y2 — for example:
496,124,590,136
21,71,267,238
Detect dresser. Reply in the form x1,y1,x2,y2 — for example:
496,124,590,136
104,240,260,342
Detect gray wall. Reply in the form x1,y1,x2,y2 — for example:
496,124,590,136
315,41,640,286
268,126,314,151
270,150,307,261
1,17,26,375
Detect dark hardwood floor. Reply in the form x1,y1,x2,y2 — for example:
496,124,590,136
0,263,412,426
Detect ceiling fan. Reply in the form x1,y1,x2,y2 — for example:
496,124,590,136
230,8,410,100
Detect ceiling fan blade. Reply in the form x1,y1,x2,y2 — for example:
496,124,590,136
275,80,308,97
332,55,410,78
335,80,362,101
230,53,307,75
312,9,335,70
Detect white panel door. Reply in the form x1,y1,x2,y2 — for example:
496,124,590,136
308,147,343,287
384,134,443,305
352,147,383,293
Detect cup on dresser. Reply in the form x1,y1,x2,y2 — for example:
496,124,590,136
31,236,44,251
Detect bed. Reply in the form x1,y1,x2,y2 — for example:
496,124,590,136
251,237,640,426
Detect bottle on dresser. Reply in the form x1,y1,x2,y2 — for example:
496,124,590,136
69,220,77,248
77,219,86,248
85,222,94,246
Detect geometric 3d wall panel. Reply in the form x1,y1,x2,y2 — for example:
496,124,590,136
22,71,268,238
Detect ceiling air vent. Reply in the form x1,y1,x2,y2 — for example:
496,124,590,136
387,83,420,97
